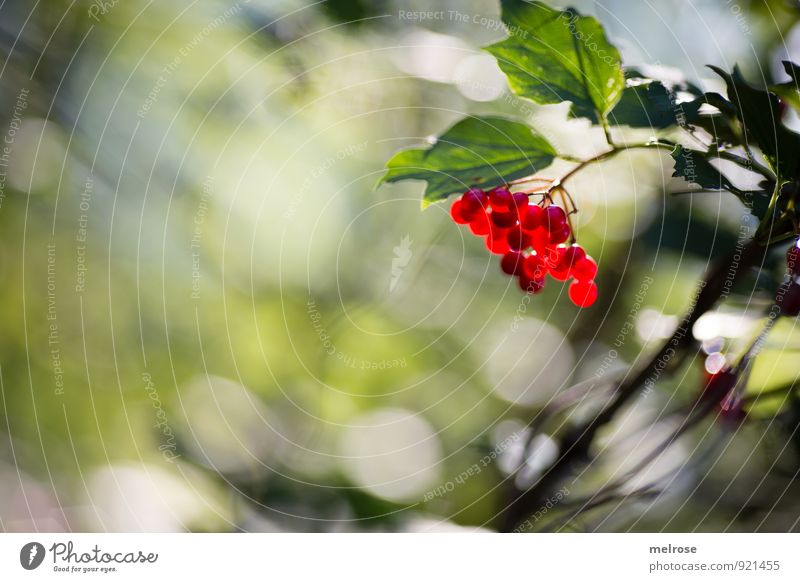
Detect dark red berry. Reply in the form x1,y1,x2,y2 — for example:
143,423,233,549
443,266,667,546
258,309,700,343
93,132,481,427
461,187,488,215
490,210,518,229
450,199,471,224
500,251,524,276
559,244,586,272
571,256,597,282
543,205,568,232
549,223,571,244
506,226,531,252
488,186,513,211
519,272,545,294
568,280,597,307
520,204,544,231
777,280,800,317
700,369,738,405
787,238,800,276
778,97,788,120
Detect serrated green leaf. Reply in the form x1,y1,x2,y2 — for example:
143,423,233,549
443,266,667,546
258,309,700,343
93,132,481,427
709,65,800,180
671,145,743,194
378,116,557,205
484,0,624,122
608,80,677,128
671,145,768,216
680,92,743,147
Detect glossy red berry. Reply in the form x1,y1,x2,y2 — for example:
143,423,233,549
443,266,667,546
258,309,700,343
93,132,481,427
506,226,531,252
461,187,489,215
568,280,597,307
528,227,550,252
522,254,547,281
548,246,571,281
519,272,545,294
510,192,530,214
541,245,561,269
520,204,544,231
787,238,800,276
571,256,597,282
490,210,518,229
486,227,511,255
543,205,568,232
500,251,524,276
488,186,513,211
469,212,491,236
559,244,586,271
450,199,471,224
549,223,571,244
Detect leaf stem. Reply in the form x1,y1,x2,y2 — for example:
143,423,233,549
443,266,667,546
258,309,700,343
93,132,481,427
545,140,674,194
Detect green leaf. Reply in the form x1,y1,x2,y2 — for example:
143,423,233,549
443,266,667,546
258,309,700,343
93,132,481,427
608,80,677,128
771,60,800,113
709,65,800,180
484,0,624,122
680,92,742,147
671,145,743,195
671,145,768,216
378,116,557,206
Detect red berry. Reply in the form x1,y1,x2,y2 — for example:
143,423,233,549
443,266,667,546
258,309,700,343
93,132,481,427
486,227,511,254
541,245,561,269
571,256,597,282
548,246,571,281
787,238,800,276
701,369,738,404
520,204,544,231
549,223,571,244
450,199,471,224
510,192,529,214
559,244,586,272
777,280,800,317
490,210,518,229
519,272,545,294
469,212,491,236
549,265,571,281
528,227,550,252
506,226,531,251
543,205,568,232
522,253,546,280
568,280,598,307
500,251,524,276
461,187,488,215
488,186,513,211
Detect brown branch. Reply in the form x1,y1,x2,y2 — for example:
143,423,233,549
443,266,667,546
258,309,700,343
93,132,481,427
499,237,768,531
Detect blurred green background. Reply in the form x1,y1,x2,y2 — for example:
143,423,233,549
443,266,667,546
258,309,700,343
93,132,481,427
1,0,800,532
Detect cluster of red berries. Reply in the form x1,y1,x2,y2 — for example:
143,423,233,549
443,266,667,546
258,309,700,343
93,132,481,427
450,186,598,307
